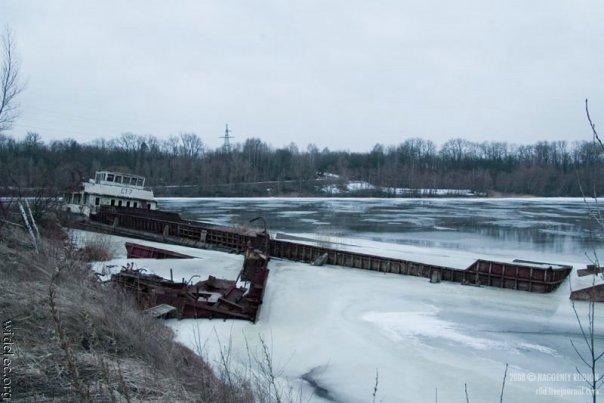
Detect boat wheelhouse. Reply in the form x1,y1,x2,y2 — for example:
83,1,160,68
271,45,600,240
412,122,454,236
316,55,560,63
64,170,157,216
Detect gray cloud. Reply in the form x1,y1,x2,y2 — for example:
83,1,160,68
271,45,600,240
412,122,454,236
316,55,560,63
2,0,603,150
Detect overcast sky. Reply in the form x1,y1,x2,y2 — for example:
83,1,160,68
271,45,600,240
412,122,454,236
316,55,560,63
1,1,603,151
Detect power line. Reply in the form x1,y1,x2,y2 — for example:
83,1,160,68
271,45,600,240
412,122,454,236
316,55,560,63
19,105,210,135
24,105,144,127
219,123,234,153
9,104,232,148
11,123,98,139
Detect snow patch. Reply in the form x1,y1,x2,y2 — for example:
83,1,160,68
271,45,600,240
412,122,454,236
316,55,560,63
321,184,341,195
362,310,499,350
346,181,376,191
383,187,477,196
362,310,557,355
319,179,478,197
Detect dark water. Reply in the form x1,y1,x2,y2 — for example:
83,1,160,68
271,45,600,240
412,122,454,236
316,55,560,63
157,197,603,264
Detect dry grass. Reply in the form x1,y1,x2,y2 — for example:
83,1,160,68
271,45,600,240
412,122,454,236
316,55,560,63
0,217,253,402
191,328,309,403
75,234,114,262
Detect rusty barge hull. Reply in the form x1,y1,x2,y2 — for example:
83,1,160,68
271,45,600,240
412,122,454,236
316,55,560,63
112,244,270,322
570,284,604,302
87,207,572,293
125,241,193,259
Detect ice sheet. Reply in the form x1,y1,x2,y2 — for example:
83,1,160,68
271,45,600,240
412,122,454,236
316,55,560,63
73,229,603,402
157,197,603,267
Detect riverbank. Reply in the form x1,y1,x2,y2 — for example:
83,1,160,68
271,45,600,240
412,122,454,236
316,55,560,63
152,180,488,198
0,216,252,401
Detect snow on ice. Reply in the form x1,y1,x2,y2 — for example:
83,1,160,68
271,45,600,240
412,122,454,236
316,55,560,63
73,228,601,403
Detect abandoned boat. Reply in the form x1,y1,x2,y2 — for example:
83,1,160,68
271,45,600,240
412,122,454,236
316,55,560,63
111,242,270,322
74,206,574,294
63,170,157,216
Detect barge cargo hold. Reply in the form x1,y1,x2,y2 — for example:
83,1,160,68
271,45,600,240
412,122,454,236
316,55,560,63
112,243,270,322
82,206,572,293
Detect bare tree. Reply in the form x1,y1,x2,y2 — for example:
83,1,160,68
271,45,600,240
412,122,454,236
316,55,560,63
112,132,143,152
571,99,604,403
0,28,23,133
570,288,603,403
178,132,205,158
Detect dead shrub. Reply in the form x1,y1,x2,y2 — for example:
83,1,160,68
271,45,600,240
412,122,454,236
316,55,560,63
0,225,253,401
76,234,114,262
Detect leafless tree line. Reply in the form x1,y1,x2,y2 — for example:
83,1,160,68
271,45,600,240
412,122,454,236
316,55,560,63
1,130,603,197
1,26,602,197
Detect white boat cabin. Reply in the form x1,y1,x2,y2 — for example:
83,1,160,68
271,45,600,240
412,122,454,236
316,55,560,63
64,170,157,216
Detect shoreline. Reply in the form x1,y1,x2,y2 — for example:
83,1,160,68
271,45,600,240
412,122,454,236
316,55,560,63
155,195,592,201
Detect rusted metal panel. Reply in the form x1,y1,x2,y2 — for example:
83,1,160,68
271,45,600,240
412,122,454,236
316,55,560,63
570,284,604,302
144,304,177,318
125,242,193,259
577,265,604,277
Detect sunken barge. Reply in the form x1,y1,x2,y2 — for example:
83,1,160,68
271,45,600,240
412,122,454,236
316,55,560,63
112,243,270,322
79,206,572,294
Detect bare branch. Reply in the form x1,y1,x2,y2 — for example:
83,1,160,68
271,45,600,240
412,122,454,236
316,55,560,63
571,296,592,351
570,337,591,368
576,98,604,403
0,27,23,133
372,370,379,403
586,99,604,154
499,363,508,403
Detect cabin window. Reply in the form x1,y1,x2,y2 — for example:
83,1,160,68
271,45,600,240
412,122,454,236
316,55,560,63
115,176,122,184
95,173,101,183
83,193,89,204
107,174,114,182
137,178,144,186
95,197,100,206
126,201,131,207
133,202,138,208
130,177,137,185
73,193,81,204
123,176,130,185
110,199,115,206
147,204,151,209
118,200,123,207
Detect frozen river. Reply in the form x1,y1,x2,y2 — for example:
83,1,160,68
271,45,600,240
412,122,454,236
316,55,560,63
93,198,604,402
157,197,603,266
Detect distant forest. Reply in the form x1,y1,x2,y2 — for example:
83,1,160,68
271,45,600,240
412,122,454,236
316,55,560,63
1,131,603,197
